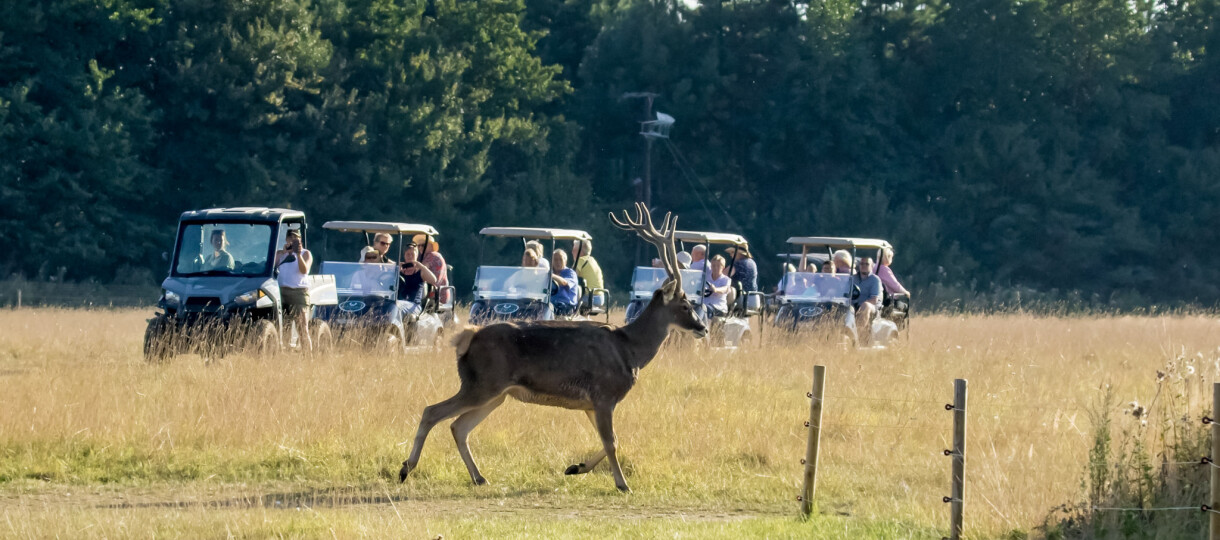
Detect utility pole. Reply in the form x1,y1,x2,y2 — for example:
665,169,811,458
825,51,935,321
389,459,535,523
622,92,659,211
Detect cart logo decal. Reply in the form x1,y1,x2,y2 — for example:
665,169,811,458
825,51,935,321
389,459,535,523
340,300,366,312
493,303,520,315
799,306,824,317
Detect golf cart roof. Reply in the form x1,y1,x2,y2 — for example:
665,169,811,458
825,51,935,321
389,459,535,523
179,207,305,223
786,236,893,250
479,227,592,241
674,230,749,246
323,221,439,236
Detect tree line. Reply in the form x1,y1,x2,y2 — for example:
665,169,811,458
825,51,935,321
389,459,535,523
2,0,1217,308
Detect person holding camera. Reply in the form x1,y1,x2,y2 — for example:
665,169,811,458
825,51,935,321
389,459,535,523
397,241,437,317
275,230,314,351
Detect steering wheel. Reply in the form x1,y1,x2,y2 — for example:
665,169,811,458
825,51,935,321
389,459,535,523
702,284,713,298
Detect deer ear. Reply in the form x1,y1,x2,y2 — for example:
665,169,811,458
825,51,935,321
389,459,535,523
660,279,679,300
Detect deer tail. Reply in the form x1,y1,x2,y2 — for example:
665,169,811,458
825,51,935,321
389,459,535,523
450,325,479,357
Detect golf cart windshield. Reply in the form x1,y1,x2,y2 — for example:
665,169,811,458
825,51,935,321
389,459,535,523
780,272,852,302
474,266,550,300
174,222,274,277
323,262,397,297
630,268,705,303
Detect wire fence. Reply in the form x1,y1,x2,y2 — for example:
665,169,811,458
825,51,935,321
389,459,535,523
798,373,1216,539
0,280,159,309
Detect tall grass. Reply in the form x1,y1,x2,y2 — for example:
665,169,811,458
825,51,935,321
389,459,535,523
0,308,1217,538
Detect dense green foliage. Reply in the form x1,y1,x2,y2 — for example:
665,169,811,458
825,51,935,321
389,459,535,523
2,0,1217,307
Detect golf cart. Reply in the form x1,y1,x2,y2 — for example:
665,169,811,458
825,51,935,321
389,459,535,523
625,230,764,348
312,221,456,351
468,227,608,325
144,207,338,361
772,237,909,346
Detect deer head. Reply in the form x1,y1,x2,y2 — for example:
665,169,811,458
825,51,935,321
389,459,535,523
610,203,707,338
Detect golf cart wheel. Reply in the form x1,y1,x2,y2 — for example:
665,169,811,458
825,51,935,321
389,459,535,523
311,319,334,353
248,319,280,356
143,317,174,363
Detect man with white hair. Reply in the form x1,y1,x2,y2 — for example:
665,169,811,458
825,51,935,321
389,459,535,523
572,238,605,308
689,244,708,272
549,249,579,317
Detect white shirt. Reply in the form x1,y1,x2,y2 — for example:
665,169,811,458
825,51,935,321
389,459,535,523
705,273,731,312
277,251,311,288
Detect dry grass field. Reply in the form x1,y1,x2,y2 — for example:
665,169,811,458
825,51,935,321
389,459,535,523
1,308,1217,538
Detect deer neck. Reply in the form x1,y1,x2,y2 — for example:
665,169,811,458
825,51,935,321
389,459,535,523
620,295,673,370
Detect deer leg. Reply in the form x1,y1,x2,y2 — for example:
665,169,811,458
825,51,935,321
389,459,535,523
593,405,630,492
399,390,486,482
564,410,607,475
451,394,507,486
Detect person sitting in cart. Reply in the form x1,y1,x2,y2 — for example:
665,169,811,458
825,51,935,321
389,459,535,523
203,230,235,271
352,248,391,290
689,245,708,273
852,257,884,331
364,233,393,263
397,241,437,317
549,249,580,317
525,240,550,270
572,238,604,304
877,247,909,296
832,250,853,274
724,246,759,293
704,255,733,318
414,234,450,305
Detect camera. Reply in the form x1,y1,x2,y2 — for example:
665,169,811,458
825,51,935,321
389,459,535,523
401,261,415,269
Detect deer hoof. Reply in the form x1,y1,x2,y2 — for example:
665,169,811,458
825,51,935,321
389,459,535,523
616,484,631,493
472,476,488,486
398,461,413,483
564,463,586,475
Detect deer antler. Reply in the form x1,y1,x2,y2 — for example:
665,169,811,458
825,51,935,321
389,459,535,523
609,203,680,280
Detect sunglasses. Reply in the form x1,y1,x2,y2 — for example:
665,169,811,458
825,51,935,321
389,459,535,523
377,241,391,246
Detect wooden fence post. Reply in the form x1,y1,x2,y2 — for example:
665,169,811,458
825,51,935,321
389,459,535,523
1211,382,1219,540
16,289,21,309
948,378,968,540
801,364,826,518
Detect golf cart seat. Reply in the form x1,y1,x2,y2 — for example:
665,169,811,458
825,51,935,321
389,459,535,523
727,282,765,318
577,277,607,317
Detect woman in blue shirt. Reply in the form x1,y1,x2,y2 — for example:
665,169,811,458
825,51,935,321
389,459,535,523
725,246,759,292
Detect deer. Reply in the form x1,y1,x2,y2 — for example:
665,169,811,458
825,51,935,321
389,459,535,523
397,203,707,492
